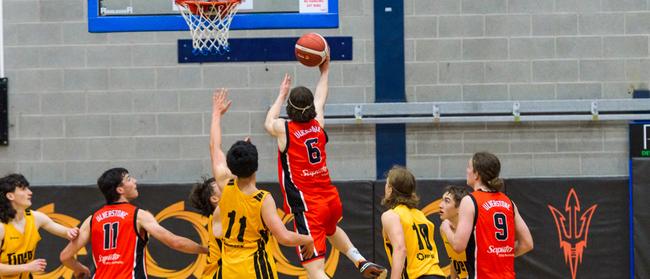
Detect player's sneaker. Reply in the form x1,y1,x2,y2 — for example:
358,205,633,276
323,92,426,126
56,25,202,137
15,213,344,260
358,261,387,279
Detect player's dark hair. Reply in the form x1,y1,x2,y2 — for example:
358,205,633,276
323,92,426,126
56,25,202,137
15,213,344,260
189,177,217,216
443,185,470,208
471,152,504,192
0,174,30,223
286,86,317,122
382,166,419,209
226,140,258,178
97,168,129,204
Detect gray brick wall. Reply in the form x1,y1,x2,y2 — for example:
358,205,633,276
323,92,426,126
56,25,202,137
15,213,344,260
0,0,637,185
404,0,639,179
1,0,376,185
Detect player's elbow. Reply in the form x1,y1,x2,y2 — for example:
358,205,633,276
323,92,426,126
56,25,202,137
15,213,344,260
522,238,534,253
515,237,533,257
393,243,407,257
263,121,273,135
526,241,534,253
59,250,72,266
452,242,467,254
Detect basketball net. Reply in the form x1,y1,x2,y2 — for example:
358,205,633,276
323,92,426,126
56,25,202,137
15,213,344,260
175,0,240,54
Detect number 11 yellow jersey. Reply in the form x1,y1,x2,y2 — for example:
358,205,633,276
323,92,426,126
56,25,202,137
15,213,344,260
218,180,277,279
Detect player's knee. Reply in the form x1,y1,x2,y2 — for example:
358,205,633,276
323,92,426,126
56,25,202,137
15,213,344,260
304,269,329,279
303,259,326,277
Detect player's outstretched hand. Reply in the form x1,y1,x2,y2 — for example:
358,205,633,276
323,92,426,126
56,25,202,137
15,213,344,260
24,259,47,273
66,227,80,240
73,264,91,279
279,73,291,98
358,261,387,279
300,236,315,259
212,88,232,115
318,54,330,73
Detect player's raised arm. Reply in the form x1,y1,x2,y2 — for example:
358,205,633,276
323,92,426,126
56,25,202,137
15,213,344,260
210,89,235,189
265,73,290,137
59,216,91,279
313,56,330,127
138,209,208,254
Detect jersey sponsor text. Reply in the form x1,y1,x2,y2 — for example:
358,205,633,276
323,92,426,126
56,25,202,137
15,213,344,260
487,245,514,257
7,251,33,265
302,166,328,177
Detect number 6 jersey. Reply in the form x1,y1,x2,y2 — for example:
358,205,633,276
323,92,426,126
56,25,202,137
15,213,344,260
467,190,516,279
278,119,332,213
91,202,148,279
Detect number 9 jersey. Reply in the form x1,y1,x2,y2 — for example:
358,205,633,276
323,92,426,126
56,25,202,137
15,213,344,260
467,190,516,279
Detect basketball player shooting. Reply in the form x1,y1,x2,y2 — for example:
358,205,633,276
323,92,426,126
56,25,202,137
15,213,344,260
265,55,387,279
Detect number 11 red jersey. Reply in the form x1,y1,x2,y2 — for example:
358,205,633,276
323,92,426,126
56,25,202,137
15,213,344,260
278,119,332,213
91,202,148,279
467,190,516,279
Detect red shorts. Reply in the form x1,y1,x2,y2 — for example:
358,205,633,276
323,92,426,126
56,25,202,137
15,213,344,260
291,187,342,263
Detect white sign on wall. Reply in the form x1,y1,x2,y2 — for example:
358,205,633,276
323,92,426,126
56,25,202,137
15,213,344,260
300,0,328,13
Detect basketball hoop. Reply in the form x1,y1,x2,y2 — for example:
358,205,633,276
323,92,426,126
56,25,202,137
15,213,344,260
175,0,240,55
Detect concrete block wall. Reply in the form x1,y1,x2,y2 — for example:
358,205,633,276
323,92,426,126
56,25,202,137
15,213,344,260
405,0,641,178
0,0,638,185
2,0,375,185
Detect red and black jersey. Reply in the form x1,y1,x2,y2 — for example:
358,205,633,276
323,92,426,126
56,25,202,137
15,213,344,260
91,202,148,279
278,119,334,213
466,190,516,279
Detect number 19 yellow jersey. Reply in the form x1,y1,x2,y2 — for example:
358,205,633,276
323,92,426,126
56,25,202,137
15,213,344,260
441,230,468,278
383,205,445,279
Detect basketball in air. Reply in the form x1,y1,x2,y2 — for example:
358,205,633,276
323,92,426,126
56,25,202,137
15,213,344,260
295,33,329,67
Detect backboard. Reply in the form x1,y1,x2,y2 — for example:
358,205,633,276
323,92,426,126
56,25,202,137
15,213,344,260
88,0,339,32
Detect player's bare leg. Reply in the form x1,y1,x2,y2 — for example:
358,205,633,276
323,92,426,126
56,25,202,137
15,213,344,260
303,258,330,279
327,226,387,279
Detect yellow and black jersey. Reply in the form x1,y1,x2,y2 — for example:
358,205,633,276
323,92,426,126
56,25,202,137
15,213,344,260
218,180,277,279
202,214,222,279
383,205,445,279
1,209,41,279
441,230,468,279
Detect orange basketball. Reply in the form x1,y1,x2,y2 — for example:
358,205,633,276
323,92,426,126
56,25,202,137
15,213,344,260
295,33,329,67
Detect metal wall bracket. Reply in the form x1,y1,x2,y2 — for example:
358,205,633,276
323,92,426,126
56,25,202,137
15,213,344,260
354,104,363,123
433,104,440,122
591,101,599,121
513,101,521,122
